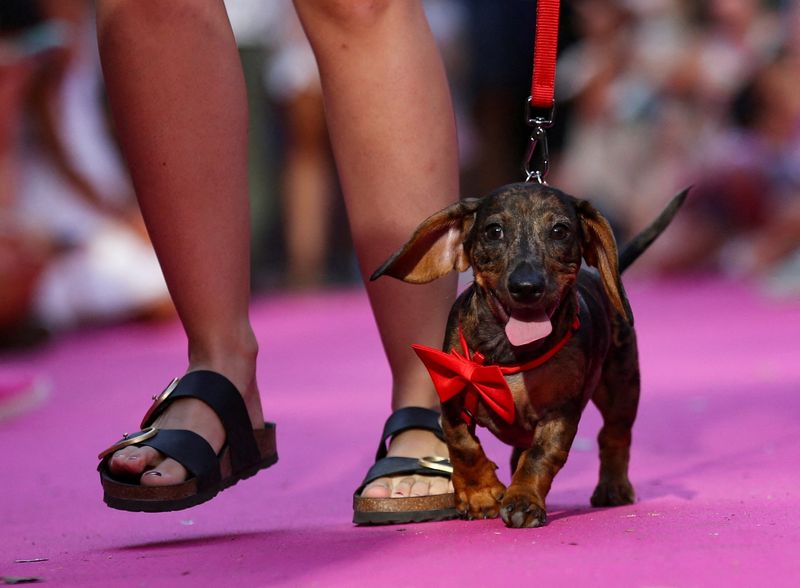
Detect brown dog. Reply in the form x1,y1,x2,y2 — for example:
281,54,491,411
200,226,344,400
371,182,687,528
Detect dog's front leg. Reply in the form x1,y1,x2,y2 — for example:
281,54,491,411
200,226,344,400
501,413,580,528
441,409,506,520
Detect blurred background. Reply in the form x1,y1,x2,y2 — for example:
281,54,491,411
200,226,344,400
1,0,798,351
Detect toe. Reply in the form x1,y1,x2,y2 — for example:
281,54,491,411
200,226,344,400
109,446,163,476
409,478,431,497
427,476,452,495
361,478,392,499
391,477,416,497
140,458,189,486
362,475,453,498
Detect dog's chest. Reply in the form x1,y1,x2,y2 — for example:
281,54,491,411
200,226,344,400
475,346,591,446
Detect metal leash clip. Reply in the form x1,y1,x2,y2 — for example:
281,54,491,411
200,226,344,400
522,98,555,184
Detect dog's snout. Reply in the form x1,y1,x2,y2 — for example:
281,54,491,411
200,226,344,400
508,263,545,303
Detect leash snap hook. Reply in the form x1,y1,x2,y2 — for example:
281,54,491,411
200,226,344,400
522,98,555,184
523,124,550,184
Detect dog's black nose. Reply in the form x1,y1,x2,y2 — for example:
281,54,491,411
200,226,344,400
508,263,545,302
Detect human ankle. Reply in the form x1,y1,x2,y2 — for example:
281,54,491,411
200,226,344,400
391,374,441,412
388,429,448,458
187,329,259,396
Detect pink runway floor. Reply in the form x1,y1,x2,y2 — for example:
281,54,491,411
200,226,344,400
1,278,799,587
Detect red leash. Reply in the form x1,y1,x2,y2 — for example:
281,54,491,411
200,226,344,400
523,0,561,184
531,0,561,110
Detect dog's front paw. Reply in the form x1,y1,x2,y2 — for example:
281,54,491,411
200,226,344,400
500,489,547,528
591,477,635,507
455,481,506,520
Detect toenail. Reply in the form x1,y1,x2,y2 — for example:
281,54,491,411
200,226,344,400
143,471,162,477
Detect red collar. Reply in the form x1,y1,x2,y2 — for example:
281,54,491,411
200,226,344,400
412,314,580,425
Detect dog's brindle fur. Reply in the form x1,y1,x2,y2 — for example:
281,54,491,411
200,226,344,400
372,182,686,528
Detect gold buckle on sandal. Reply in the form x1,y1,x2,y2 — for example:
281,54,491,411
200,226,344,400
97,426,157,460
139,377,180,429
417,456,453,475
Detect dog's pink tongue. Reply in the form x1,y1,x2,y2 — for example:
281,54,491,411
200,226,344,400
505,310,552,347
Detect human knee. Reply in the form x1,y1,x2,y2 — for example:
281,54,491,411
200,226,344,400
294,0,403,32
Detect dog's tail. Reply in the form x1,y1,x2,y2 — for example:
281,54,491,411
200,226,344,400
618,187,690,273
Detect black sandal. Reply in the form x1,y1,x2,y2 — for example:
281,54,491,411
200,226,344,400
97,370,277,512
353,407,457,525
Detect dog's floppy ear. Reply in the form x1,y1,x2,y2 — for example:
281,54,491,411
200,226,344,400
578,200,633,324
370,198,482,283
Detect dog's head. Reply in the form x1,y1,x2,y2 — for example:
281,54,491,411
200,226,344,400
371,183,631,347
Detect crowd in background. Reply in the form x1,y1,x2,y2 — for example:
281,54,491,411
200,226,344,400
1,0,798,346
0,0,171,348
553,0,800,294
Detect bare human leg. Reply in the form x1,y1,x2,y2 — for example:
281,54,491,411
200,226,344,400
96,0,263,486
294,0,459,498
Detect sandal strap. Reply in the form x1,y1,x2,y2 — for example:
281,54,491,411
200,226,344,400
137,429,221,493
142,371,259,474
355,456,453,494
375,407,445,461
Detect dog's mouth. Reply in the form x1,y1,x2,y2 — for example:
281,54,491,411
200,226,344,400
505,308,552,347
486,290,553,347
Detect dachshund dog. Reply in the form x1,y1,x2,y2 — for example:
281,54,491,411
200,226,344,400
371,182,687,528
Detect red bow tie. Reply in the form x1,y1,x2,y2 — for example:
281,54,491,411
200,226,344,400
412,317,579,426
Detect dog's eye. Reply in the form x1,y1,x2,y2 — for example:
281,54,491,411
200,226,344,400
484,223,504,241
550,223,570,241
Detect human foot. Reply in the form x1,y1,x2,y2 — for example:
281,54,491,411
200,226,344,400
105,367,263,487
98,370,277,512
353,407,458,524
360,428,452,498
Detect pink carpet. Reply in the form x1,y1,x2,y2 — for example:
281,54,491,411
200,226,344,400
1,278,799,586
